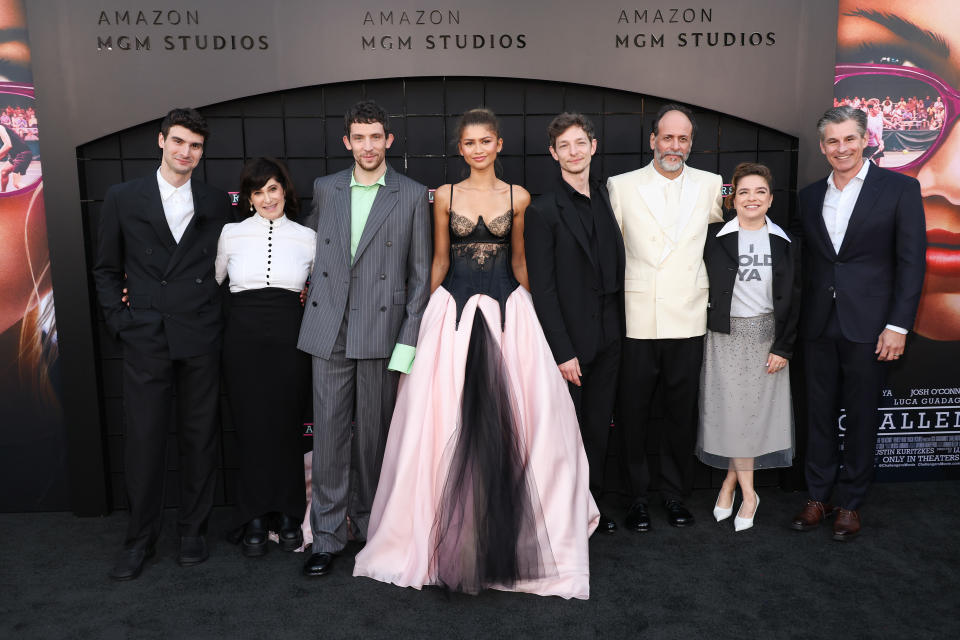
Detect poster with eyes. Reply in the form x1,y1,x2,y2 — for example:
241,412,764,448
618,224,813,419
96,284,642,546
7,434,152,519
0,0,68,510
836,0,960,479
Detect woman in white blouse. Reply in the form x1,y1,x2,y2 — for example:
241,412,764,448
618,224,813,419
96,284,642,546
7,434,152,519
216,157,316,556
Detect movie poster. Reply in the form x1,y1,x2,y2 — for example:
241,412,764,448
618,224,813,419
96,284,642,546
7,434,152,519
0,0,68,510
836,0,960,479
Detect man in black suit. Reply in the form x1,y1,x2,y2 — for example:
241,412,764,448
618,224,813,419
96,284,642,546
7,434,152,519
791,106,925,540
525,113,625,533
94,108,232,579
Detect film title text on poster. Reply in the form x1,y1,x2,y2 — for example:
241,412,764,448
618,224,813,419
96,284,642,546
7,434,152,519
359,9,525,50
614,6,776,48
96,9,270,51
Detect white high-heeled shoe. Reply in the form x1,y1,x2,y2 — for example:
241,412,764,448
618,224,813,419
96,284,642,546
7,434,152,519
734,492,760,532
713,489,735,522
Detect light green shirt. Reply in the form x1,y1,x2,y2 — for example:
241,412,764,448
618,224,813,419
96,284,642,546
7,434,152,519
349,169,386,261
350,167,416,374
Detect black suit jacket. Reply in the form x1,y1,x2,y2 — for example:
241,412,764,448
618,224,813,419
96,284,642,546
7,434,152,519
703,221,801,359
794,164,926,343
525,175,626,365
93,174,232,359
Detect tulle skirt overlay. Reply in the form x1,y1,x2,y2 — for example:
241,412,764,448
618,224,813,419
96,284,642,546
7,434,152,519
353,286,599,599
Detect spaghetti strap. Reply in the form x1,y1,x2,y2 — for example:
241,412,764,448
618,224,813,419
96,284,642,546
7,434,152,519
509,184,513,210
450,183,454,208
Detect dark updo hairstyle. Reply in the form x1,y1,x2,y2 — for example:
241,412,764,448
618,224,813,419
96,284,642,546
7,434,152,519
725,162,774,210
454,108,502,177
239,157,300,219
455,107,501,141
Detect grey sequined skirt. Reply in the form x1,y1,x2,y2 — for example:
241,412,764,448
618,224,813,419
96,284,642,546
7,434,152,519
696,313,793,470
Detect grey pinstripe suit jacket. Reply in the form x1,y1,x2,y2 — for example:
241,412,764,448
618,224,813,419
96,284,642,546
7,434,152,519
297,165,432,360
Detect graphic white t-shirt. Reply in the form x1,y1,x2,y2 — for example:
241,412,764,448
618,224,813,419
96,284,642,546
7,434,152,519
730,226,774,318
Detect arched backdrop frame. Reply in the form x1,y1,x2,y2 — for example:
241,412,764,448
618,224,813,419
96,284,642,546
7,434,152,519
23,0,837,514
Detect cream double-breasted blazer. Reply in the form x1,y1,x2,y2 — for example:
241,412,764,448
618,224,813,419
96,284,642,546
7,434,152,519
606,162,723,339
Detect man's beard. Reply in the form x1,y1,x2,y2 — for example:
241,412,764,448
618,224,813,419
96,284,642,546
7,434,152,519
654,148,687,173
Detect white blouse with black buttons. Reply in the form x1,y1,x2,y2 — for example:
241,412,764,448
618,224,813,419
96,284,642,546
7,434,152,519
215,213,316,293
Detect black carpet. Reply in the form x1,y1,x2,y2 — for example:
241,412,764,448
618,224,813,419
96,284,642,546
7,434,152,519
2,482,958,639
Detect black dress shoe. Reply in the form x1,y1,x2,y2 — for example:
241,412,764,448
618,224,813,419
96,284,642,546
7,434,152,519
109,546,155,581
663,499,695,527
178,535,209,566
303,552,334,577
278,514,303,552
242,518,268,557
597,513,617,534
624,503,651,532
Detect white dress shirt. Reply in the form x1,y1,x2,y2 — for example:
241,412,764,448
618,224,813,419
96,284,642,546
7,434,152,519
650,167,686,242
822,161,906,334
649,167,686,264
156,168,195,243
822,160,869,254
215,213,316,293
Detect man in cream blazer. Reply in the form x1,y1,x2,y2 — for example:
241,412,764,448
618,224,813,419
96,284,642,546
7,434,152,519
607,104,723,531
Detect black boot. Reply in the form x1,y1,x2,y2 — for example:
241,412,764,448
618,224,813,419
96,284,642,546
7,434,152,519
242,517,268,557
278,513,303,552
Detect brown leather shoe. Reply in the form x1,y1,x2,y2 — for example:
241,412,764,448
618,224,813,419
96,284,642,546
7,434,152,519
790,499,838,531
832,508,861,541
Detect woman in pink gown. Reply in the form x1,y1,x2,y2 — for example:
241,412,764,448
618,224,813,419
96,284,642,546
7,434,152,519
353,108,599,599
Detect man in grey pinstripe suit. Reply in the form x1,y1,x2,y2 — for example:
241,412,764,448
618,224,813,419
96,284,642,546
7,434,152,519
298,101,432,577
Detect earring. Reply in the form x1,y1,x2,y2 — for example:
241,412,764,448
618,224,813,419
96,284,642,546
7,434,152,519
250,204,255,212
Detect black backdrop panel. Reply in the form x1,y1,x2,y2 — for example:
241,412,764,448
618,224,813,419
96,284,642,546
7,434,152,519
77,76,797,510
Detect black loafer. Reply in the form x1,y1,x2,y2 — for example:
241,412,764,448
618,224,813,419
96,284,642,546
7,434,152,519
303,552,334,577
109,545,155,581
597,513,618,534
663,499,695,527
278,514,303,552
624,503,651,532
178,535,209,566
242,518,268,557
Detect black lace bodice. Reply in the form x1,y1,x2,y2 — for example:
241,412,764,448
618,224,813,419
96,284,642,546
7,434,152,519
443,186,518,322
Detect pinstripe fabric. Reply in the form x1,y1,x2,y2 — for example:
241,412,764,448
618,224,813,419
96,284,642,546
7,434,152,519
298,165,432,359
309,318,399,553
298,164,431,554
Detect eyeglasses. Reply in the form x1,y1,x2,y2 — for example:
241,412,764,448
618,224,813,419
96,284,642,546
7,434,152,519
834,63,958,171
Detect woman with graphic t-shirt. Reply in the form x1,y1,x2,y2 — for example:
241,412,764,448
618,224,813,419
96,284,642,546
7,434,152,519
697,162,801,532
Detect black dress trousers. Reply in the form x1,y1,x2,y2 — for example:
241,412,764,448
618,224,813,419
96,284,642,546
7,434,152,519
803,306,887,510
617,335,704,504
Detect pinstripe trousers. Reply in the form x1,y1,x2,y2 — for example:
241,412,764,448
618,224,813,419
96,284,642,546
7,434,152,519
310,314,399,554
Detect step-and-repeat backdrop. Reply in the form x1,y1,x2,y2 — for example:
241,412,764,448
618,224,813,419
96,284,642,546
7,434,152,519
5,0,957,512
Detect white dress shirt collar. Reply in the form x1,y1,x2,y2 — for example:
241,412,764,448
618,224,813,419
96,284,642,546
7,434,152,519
156,167,195,243
650,164,685,188
157,167,192,200
716,218,791,242
251,212,288,228
826,159,869,192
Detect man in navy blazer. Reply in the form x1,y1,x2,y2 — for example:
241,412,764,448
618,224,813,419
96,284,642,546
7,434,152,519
790,106,925,540
94,108,232,579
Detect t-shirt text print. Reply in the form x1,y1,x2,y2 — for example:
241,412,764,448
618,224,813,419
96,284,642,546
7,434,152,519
731,226,774,318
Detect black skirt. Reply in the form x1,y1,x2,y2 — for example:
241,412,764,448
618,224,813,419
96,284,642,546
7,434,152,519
223,288,309,527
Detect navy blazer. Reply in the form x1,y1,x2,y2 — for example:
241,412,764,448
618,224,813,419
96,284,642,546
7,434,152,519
93,174,232,359
794,164,926,343
704,219,801,359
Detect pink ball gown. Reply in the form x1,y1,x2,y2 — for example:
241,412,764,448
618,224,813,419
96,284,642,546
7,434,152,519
353,188,599,599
